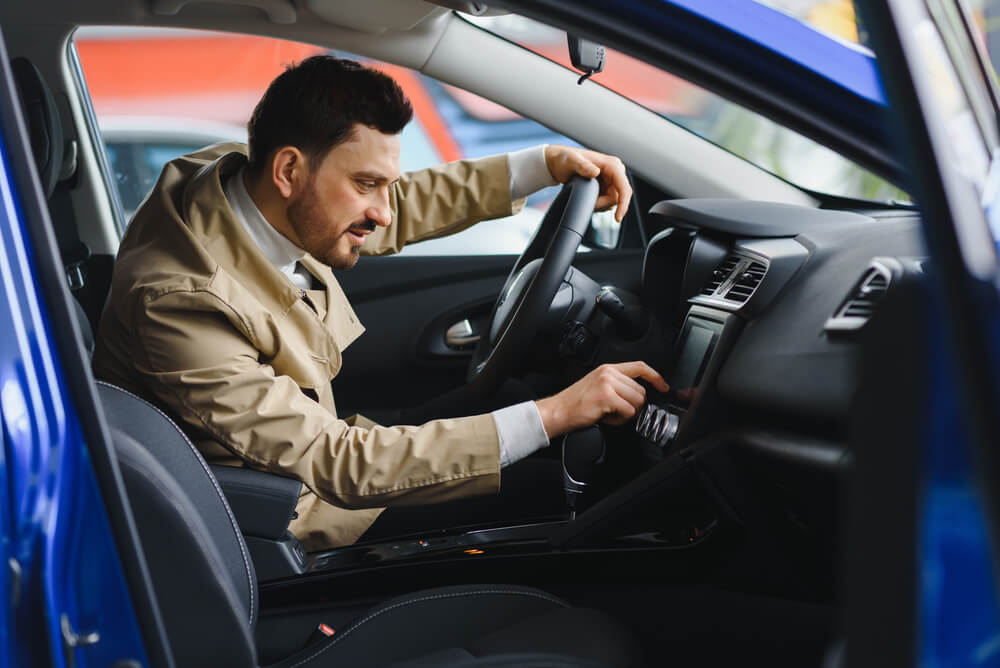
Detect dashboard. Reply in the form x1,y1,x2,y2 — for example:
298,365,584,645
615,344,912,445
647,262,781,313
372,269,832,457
510,196,929,576
553,196,932,558
633,199,925,447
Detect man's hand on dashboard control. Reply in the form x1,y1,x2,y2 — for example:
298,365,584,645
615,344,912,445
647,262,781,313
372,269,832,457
544,145,633,222
535,362,669,438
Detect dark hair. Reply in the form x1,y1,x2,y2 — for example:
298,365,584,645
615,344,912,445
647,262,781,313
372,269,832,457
247,55,413,172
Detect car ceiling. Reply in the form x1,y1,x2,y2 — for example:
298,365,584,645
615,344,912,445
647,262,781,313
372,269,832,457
0,0,455,42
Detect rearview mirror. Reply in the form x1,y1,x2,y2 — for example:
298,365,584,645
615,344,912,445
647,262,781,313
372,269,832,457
567,35,606,83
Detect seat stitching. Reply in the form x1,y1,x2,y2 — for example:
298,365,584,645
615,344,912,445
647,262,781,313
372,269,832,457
282,589,567,668
97,381,256,623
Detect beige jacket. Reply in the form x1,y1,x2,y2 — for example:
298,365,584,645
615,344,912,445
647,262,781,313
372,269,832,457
93,143,523,550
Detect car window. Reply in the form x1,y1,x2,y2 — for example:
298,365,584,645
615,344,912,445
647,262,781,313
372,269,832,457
466,7,910,204
393,76,573,256
105,139,220,213
73,27,576,257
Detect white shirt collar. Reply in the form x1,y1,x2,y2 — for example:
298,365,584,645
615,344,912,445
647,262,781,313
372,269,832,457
223,166,305,276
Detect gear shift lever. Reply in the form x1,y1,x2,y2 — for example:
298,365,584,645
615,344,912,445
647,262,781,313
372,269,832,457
562,426,606,518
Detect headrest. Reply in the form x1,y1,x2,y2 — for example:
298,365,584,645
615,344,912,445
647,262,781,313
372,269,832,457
11,57,63,199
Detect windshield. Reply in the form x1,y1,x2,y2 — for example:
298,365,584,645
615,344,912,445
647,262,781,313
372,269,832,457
466,4,910,204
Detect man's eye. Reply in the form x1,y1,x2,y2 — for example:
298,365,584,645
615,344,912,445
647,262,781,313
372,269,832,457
357,181,376,191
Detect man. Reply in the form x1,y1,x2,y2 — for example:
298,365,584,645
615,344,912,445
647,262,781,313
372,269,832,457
93,56,667,551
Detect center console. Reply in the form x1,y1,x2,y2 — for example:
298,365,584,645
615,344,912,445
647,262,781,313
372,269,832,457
636,305,729,453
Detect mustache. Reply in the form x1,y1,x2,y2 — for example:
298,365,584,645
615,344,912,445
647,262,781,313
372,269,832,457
349,219,378,232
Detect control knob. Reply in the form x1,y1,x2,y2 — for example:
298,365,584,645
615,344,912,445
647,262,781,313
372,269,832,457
635,403,680,448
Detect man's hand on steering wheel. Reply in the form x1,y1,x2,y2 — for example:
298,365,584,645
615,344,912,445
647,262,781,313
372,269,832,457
535,362,669,438
468,147,634,396
544,145,633,222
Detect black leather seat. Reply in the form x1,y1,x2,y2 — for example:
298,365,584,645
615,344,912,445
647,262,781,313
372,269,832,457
99,382,644,667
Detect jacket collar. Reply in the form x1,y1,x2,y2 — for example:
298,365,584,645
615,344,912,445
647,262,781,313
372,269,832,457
224,164,306,274
181,144,316,316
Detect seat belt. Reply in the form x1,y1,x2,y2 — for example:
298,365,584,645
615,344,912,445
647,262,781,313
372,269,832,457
47,141,91,291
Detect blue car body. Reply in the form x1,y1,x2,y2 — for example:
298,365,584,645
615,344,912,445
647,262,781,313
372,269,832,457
0,102,147,664
1,0,998,665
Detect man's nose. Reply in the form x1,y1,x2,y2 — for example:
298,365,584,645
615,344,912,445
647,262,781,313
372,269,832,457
367,191,392,227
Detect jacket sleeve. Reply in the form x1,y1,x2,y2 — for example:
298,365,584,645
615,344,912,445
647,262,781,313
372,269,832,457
131,289,502,508
362,153,526,255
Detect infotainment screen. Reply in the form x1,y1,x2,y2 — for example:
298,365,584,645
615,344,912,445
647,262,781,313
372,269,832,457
669,314,725,403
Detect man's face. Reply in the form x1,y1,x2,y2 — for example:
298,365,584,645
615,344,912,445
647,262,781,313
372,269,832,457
287,124,400,270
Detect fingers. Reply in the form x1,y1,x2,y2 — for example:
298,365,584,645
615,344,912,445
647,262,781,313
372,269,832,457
601,397,636,425
674,388,696,403
615,177,632,222
612,360,670,392
594,362,659,426
592,155,631,222
545,145,632,222
538,361,665,436
545,145,600,182
601,392,638,425
594,186,620,212
609,373,645,408
567,152,601,179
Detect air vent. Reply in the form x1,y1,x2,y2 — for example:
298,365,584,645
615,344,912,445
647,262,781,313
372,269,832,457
724,261,767,304
825,263,892,332
701,255,740,296
699,254,767,305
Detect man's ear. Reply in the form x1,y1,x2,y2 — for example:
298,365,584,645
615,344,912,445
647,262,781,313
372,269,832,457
271,147,307,199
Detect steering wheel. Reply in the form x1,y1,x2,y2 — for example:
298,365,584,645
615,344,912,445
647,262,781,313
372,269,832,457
467,176,599,396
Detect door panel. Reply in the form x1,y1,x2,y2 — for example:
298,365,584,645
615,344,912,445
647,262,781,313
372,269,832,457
858,0,1000,663
334,250,643,416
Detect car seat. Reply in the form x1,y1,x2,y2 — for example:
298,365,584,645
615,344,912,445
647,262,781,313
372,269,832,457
99,381,645,667
11,55,101,351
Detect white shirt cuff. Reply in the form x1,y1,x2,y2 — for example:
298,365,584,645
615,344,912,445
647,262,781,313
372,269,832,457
508,145,558,201
492,401,550,468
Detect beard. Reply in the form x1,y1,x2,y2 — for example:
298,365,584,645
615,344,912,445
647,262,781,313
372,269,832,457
287,177,363,271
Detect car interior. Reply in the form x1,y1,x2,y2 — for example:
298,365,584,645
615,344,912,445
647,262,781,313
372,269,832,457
0,0,929,666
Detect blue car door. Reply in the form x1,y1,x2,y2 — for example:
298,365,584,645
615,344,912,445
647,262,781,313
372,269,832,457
0,28,167,668
860,0,1000,663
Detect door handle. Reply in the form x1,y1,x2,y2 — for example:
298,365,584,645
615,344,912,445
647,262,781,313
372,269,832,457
445,319,480,349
